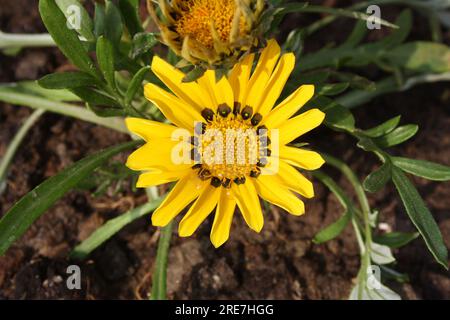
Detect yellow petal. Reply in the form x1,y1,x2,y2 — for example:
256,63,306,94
232,180,264,232
256,53,295,116
151,56,212,110
263,85,315,128
210,189,236,248
152,173,205,227
253,175,305,216
243,39,281,109
125,118,177,141
136,169,190,188
279,146,325,170
277,160,314,198
126,139,191,172
144,83,201,130
197,70,219,106
178,184,221,237
279,109,325,145
229,54,255,104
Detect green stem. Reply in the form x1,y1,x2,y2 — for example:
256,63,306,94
321,153,373,299
150,221,174,300
0,86,127,133
0,109,45,193
0,32,56,49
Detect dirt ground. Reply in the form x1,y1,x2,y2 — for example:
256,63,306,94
0,0,449,299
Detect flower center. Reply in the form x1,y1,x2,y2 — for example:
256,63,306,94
191,103,270,188
175,0,238,49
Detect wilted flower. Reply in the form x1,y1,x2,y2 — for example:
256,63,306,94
126,40,325,247
147,0,267,68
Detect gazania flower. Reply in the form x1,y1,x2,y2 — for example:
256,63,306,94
146,0,266,68
126,40,325,247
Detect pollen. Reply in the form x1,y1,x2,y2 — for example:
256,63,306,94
175,0,240,49
192,104,270,188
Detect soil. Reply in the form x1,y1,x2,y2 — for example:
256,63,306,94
0,0,449,300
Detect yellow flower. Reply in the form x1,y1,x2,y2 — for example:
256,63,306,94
126,40,325,247
147,0,266,68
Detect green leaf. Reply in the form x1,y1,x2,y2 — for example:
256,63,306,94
322,102,355,131
118,0,143,36
313,171,354,244
131,33,158,59
183,67,207,83
70,198,162,260
38,72,99,89
39,0,98,76
364,161,392,193
94,2,106,39
373,232,419,249
86,103,125,118
386,42,450,73
0,141,141,256
125,66,150,105
392,157,450,181
70,87,118,107
55,0,95,42
392,167,448,269
379,9,412,48
363,116,401,138
316,83,349,96
340,20,367,49
104,0,123,45
96,36,116,90
374,124,418,148
151,222,173,300
0,83,126,132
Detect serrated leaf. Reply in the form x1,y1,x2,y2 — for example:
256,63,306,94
373,232,419,249
392,157,450,181
38,72,98,90
39,0,98,77
0,141,141,256
364,161,392,193
392,167,448,269
363,116,401,138
374,124,418,148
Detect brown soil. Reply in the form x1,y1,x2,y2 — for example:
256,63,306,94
0,0,449,299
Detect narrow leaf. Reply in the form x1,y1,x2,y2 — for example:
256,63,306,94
39,0,98,76
55,0,95,41
392,167,448,269
125,66,150,105
363,116,401,138
374,124,418,148
364,161,392,193
96,36,116,89
392,157,450,181
70,197,162,260
0,141,141,256
38,72,98,89
373,232,419,249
